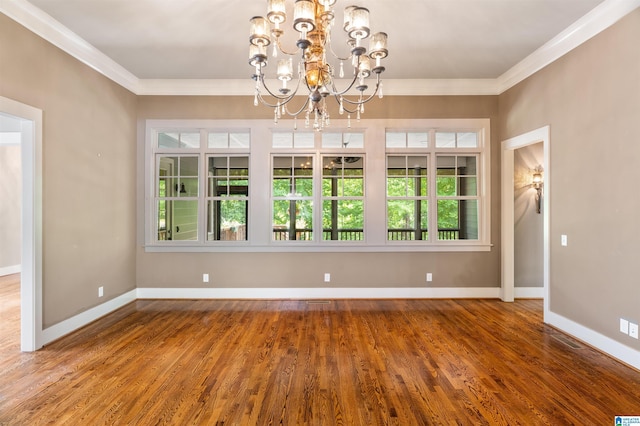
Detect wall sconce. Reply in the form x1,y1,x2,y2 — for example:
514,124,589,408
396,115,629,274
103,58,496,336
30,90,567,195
532,167,543,214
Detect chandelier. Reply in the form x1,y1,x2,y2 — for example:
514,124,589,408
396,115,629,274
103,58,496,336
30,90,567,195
249,0,388,130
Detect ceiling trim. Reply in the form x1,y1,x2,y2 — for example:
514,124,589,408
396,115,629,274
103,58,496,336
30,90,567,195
137,78,500,96
0,0,140,93
496,0,640,93
2,0,638,97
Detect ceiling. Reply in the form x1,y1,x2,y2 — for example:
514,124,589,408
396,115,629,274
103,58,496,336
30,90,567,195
23,0,606,80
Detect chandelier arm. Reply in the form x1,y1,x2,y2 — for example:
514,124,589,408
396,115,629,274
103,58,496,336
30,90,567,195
258,74,303,103
325,33,353,62
339,73,382,105
328,73,360,97
283,97,312,117
255,92,289,109
340,84,380,105
274,37,301,57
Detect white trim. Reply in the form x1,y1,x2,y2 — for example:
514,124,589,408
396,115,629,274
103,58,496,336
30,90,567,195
546,310,640,371
514,287,544,299
0,265,21,277
136,287,501,300
0,96,43,353
145,118,491,252
0,131,21,145
496,0,640,93
143,244,493,253
41,289,137,345
500,126,550,305
137,78,501,97
0,0,139,93
3,0,638,96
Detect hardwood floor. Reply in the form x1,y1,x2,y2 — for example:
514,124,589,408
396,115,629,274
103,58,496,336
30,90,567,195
1,274,639,425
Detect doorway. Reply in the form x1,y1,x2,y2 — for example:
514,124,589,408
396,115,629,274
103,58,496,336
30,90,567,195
0,96,43,351
501,126,550,318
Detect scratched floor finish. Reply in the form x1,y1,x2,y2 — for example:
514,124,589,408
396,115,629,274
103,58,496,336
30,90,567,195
1,274,639,425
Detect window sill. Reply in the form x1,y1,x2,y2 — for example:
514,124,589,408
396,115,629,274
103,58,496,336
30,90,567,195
143,243,493,253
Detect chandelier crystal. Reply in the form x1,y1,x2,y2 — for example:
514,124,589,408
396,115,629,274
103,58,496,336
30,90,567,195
249,0,388,130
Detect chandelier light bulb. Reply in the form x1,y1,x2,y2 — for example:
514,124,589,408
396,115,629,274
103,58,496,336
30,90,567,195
347,7,370,41
369,32,388,59
249,16,271,47
267,0,287,25
293,0,316,33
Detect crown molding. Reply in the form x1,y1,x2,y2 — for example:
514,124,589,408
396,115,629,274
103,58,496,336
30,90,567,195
496,0,640,93
0,0,139,93
2,0,638,97
137,78,500,96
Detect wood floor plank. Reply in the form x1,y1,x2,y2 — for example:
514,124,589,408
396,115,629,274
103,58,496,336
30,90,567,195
1,275,640,425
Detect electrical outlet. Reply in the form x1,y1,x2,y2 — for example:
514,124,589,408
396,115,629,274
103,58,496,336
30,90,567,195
426,273,433,282
203,273,209,283
324,273,331,283
629,323,639,339
98,286,104,297
561,234,568,246
620,318,629,334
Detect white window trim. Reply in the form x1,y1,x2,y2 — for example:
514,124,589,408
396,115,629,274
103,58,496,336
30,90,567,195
144,118,491,252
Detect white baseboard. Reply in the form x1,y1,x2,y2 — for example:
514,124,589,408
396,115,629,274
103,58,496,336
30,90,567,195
514,287,544,298
136,286,502,300
545,310,640,371
37,286,639,371
41,289,137,346
39,286,498,346
0,264,20,277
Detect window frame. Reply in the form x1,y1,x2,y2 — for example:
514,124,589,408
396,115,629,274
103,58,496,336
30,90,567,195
144,119,490,252
146,123,251,247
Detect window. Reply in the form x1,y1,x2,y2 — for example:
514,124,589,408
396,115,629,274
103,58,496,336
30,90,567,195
322,155,365,241
436,155,478,240
151,128,250,244
385,129,484,243
386,155,428,240
157,155,199,241
207,156,249,241
146,119,490,251
272,156,314,241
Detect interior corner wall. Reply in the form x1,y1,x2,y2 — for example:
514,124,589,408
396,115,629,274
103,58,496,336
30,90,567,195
0,14,138,328
499,8,640,350
514,143,543,288
136,95,501,291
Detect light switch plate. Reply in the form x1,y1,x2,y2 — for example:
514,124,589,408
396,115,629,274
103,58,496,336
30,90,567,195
629,322,639,339
620,318,629,334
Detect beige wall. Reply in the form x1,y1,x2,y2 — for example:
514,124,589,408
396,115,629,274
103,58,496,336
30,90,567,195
136,96,501,290
0,145,21,272
499,9,640,349
514,143,543,288
0,14,138,327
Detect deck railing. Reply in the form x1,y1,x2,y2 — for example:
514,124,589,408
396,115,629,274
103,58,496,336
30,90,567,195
272,228,460,241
